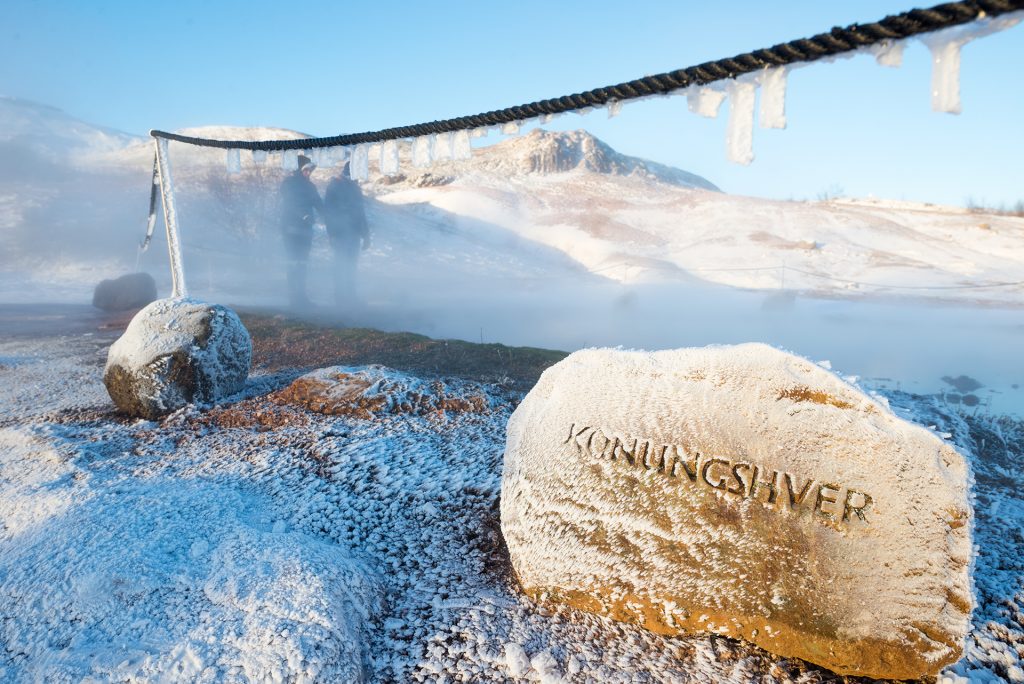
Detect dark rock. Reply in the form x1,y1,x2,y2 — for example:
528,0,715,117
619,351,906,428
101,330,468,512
92,272,158,312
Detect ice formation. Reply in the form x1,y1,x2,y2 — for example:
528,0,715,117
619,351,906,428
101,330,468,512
453,130,473,160
501,121,521,135
350,144,370,181
281,149,298,171
412,135,433,168
687,87,726,118
869,40,905,68
922,11,1023,114
470,127,488,138
758,67,787,129
225,148,241,174
251,149,268,165
725,80,757,165
153,137,186,297
607,100,624,118
381,139,400,176
501,344,974,679
433,132,454,161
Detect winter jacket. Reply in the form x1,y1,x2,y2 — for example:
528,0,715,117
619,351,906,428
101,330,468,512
278,172,323,237
323,176,368,243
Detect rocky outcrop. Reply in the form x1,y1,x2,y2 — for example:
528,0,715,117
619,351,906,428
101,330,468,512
92,272,158,311
103,298,251,419
273,366,489,419
501,344,973,680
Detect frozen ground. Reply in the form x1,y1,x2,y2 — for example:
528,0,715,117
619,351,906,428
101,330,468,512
1,309,1024,682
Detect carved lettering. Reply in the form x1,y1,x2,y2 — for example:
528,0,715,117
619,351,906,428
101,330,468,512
843,488,873,523
749,466,780,504
728,462,750,496
815,483,841,521
563,425,872,528
785,472,815,509
701,458,730,490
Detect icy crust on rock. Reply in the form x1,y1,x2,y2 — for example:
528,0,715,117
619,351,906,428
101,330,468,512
103,297,252,418
501,343,973,680
274,365,492,418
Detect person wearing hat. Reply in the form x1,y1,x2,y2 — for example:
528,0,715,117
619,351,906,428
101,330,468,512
278,154,323,307
323,160,369,307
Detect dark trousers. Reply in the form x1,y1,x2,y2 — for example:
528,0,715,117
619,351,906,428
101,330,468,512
329,234,361,306
283,232,313,307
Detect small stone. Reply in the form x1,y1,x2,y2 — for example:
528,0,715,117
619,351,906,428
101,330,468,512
103,297,251,419
501,344,973,680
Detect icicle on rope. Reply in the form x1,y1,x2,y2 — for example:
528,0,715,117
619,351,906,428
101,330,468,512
501,121,521,135
350,144,370,180
154,137,188,297
687,87,726,118
380,139,400,175
251,149,268,165
869,40,905,67
434,132,454,160
281,149,298,171
725,80,757,165
607,100,624,118
412,135,433,168
453,130,473,160
225,148,241,174
922,11,1021,114
758,67,787,129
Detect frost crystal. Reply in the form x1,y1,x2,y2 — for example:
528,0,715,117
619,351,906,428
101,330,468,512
281,149,298,171
607,100,624,118
433,132,454,161
501,121,521,135
350,144,369,180
453,130,473,160
725,80,756,165
225,148,241,174
412,135,433,168
687,87,726,118
470,127,488,138
381,139,400,175
758,67,787,129
251,149,267,165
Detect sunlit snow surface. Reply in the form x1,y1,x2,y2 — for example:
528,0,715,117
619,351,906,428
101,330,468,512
1,320,1023,682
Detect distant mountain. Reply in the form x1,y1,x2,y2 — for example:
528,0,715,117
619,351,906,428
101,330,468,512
0,96,140,163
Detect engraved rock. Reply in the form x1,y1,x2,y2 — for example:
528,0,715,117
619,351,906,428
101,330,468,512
104,297,252,419
500,344,972,680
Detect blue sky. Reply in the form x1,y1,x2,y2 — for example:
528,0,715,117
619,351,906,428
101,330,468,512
2,0,1021,207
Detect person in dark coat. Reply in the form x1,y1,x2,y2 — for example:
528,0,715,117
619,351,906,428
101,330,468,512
323,161,369,306
278,154,323,307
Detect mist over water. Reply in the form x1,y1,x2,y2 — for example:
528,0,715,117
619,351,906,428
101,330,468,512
1,137,1021,416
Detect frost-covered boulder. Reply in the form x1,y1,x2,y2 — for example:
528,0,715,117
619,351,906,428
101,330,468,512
92,272,158,311
501,344,973,680
104,297,251,419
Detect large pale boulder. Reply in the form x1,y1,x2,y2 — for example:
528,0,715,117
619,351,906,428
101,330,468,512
104,298,252,419
501,344,973,680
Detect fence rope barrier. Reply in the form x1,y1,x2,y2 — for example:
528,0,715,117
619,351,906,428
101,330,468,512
149,0,1023,150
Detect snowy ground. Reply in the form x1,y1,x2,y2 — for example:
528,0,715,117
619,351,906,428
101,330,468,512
2,309,1024,683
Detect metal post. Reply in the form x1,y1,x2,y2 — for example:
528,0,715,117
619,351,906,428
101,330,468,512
153,136,188,297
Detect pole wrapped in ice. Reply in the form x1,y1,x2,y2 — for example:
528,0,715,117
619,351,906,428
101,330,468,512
154,138,188,297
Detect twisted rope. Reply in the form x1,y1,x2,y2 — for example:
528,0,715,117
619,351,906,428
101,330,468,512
150,0,1022,150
